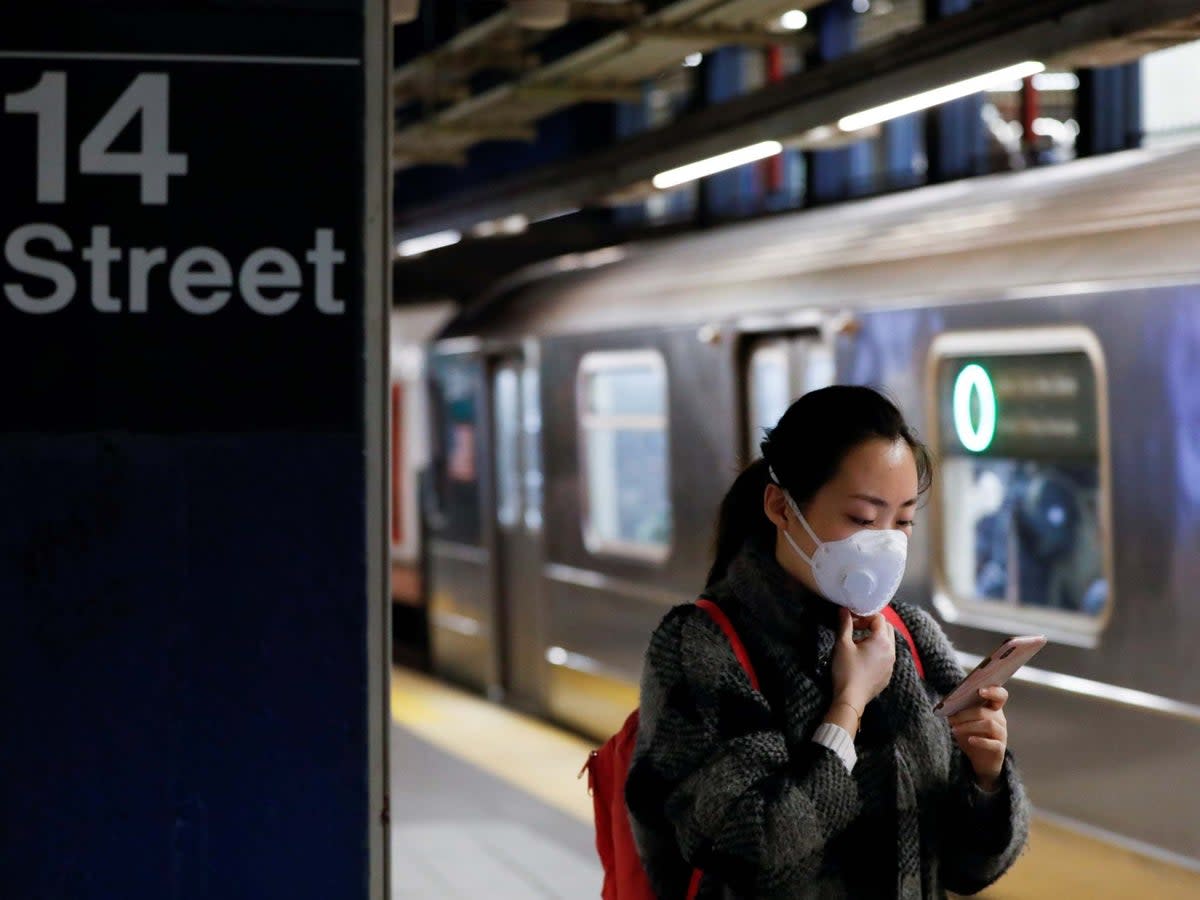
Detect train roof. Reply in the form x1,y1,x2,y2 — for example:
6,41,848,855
439,142,1200,341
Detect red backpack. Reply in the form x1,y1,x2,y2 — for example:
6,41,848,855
581,600,923,900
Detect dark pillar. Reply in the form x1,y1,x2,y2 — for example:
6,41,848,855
924,0,986,182
0,4,389,898
1077,63,1142,157
807,0,858,204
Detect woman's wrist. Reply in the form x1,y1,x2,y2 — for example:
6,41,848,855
825,694,865,733
974,772,1001,794
833,690,869,716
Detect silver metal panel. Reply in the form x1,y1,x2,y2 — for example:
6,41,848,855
1007,680,1200,860
543,574,674,682
545,661,640,742
487,351,549,713
445,145,1200,340
364,1,391,895
538,324,739,586
428,546,494,692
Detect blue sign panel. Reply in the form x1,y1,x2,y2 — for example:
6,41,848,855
0,4,383,898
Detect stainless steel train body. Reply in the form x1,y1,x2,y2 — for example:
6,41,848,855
420,144,1200,865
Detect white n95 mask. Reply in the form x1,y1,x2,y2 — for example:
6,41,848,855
770,467,908,617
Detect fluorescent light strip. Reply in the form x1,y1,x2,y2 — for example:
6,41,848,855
838,61,1045,132
396,229,461,257
653,140,783,190
532,206,581,224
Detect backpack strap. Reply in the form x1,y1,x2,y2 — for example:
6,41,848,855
882,605,924,680
695,597,759,692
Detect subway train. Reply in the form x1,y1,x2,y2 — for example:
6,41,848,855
409,142,1200,867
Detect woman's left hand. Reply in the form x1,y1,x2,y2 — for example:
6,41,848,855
948,686,1008,792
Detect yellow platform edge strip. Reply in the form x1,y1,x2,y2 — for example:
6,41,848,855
391,667,1200,899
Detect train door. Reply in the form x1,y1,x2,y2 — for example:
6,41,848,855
425,349,492,694
743,330,836,456
487,350,545,710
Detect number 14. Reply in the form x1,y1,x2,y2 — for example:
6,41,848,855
5,71,188,205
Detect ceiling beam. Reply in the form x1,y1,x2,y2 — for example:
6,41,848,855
570,1,646,23
410,122,540,142
392,81,471,104
514,81,645,102
395,0,1200,241
393,147,469,167
630,24,813,49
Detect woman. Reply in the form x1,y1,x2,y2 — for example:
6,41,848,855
626,386,1030,898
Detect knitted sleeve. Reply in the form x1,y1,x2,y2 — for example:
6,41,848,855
938,746,1031,894
626,604,862,897
897,604,1032,895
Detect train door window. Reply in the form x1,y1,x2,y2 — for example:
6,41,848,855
577,350,671,562
746,334,835,458
390,381,404,551
929,329,1112,644
428,352,483,544
492,363,521,528
522,364,544,532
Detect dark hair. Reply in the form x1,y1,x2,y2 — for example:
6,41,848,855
705,385,933,587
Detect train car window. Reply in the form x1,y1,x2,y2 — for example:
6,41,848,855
930,329,1112,641
749,341,790,457
428,352,483,544
577,350,671,562
746,335,835,458
390,381,405,552
493,364,521,528
522,365,544,532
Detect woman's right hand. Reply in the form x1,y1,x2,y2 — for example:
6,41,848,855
830,607,896,713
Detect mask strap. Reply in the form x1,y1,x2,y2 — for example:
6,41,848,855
793,505,824,549
769,465,823,559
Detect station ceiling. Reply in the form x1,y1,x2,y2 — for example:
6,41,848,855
392,0,1200,306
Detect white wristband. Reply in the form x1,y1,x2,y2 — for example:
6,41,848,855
813,722,857,773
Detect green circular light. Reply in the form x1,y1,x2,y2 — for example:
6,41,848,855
953,364,996,453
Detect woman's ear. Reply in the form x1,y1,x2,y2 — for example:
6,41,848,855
763,483,788,530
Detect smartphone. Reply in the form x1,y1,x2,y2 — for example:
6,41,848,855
933,635,1047,719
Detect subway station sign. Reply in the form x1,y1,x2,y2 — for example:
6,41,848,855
1,5,385,899
2,72,347,317
0,12,365,432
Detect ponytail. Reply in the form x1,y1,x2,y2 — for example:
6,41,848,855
705,457,775,588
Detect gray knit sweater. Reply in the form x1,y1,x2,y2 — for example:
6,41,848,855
626,539,1030,898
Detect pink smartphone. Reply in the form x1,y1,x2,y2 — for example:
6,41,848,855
933,635,1047,719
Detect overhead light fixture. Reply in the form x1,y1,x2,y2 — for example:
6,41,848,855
852,0,870,13
779,9,808,30
471,213,527,238
652,140,783,190
1033,72,1080,92
391,0,419,24
532,206,581,223
396,229,461,257
509,0,569,30
838,61,1045,131
683,52,703,67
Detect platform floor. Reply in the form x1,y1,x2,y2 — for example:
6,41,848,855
390,667,1200,899
390,671,599,897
